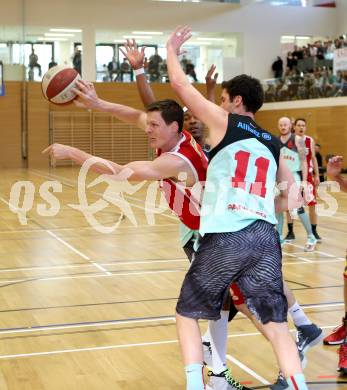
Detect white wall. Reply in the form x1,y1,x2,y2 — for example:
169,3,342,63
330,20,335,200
0,0,340,80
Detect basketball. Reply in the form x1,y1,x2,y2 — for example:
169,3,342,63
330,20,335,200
41,65,81,104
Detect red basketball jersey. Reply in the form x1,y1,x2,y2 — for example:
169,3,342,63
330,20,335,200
304,135,314,175
157,130,208,230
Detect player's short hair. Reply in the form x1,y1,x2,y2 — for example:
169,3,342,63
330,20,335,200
221,74,264,114
294,118,306,125
146,99,184,132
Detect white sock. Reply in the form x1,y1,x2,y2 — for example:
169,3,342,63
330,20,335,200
288,301,312,327
208,310,229,374
202,328,210,344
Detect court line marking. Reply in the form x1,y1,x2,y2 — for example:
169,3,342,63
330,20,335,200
0,257,343,285
0,197,111,276
226,354,270,385
0,259,187,274
28,169,178,221
0,306,341,336
46,230,111,276
0,325,338,361
0,268,186,285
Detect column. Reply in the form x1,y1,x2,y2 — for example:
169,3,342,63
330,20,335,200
82,26,96,81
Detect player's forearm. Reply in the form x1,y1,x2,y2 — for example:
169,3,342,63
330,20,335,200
68,147,122,175
166,47,190,92
135,74,156,106
92,99,144,126
206,85,216,103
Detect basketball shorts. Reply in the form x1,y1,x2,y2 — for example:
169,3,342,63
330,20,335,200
176,220,287,324
182,236,240,321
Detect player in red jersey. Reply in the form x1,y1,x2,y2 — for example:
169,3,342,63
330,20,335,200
294,118,322,242
324,156,347,374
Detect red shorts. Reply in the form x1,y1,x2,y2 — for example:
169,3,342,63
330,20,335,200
306,174,317,206
230,282,245,305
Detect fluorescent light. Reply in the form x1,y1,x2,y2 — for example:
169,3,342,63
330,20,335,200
132,31,163,35
296,36,311,40
0,43,7,48
282,35,295,40
50,28,82,33
197,37,225,42
189,41,212,45
123,35,152,39
114,39,125,43
38,37,68,41
45,33,75,37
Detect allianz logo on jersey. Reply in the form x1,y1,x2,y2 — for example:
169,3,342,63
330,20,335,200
237,121,272,141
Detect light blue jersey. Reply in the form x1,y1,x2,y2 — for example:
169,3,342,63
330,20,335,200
200,114,281,234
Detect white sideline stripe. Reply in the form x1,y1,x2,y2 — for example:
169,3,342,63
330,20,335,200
0,259,187,274
226,354,270,385
282,251,312,262
0,268,185,284
46,230,90,260
0,316,177,335
46,230,111,275
0,257,342,283
0,325,338,361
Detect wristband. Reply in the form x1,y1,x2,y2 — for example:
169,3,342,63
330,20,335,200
134,67,145,76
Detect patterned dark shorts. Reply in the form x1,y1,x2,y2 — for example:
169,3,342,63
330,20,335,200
176,220,287,324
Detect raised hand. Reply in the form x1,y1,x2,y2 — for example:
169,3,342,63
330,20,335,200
72,80,101,110
327,155,343,178
166,26,192,55
119,39,145,70
205,64,218,89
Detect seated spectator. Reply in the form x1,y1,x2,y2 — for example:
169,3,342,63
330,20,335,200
107,56,119,81
48,58,57,69
148,49,163,82
28,48,42,79
119,58,133,82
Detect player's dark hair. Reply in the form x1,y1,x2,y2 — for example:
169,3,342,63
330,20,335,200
221,74,264,114
146,99,184,132
294,118,306,125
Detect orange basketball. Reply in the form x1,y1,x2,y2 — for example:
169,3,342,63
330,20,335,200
41,65,81,104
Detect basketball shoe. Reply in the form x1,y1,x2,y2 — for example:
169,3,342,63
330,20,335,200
206,369,252,390
323,318,347,345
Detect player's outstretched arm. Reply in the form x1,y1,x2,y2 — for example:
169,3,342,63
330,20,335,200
42,144,122,175
120,39,156,107
166,26,227,147
43,144,192,183
73,80,147,130
275,155,303,213
327,156,347,192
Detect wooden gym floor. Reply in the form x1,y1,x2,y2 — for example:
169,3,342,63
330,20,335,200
0,167,346,389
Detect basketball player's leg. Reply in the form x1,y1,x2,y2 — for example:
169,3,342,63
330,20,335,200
307,176,322,241
182,235,240,386
177,223,308,389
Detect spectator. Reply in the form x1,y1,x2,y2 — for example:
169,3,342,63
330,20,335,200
28,48,42,78
72,48,82,75
148,48,163,82
107,56,118,81
315,143,324,182
48,57,57,69
119,58,133,82
185,60,198,82
272,56,283,79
